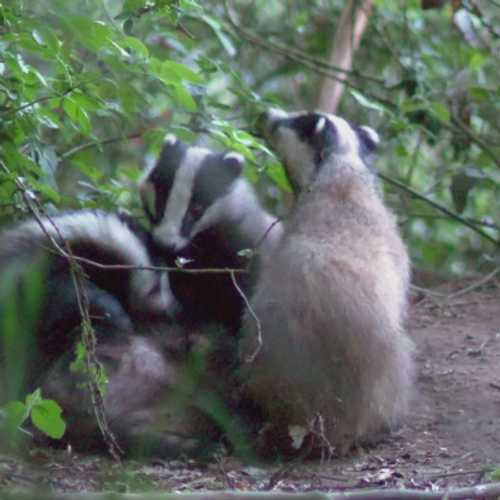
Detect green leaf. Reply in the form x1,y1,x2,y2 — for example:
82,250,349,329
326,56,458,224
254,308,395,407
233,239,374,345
429,102,450,122
169,83,197,111
451,171,476,214
64,17,113,53
103,54,130,72
469,52,484,70
43,28,60,54
350,90,386,113
36,184,61,204
162,60,204,84
117,37,149,58
394,144,408,158
31,399,66,439
400,100,427,113
467,87,491,101
62,96,90,135
199,15,236,56
4,401,29,431
170,126,197,143
71,91,104,111
265,161,292,193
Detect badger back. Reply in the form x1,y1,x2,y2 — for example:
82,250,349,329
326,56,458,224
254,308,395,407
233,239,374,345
0,210,177,318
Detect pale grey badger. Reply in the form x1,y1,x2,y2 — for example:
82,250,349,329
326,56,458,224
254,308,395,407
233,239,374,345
239,109,414,457
139,135,283,336
0,210,235,457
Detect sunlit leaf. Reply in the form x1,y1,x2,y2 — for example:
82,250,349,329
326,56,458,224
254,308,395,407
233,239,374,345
429,102,450,122
31,399,66,439
117,36,149,58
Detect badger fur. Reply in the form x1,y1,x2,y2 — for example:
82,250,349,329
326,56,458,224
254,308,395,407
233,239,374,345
139,135,282,334
0,209,239,458
239,109,414,456
0,209,179,392
37,313,239,458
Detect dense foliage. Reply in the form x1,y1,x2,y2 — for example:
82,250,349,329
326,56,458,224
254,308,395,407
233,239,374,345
1,0,500,273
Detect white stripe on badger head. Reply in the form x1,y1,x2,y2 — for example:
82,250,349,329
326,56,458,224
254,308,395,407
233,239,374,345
139,179,156,221
325,114,359,152
223,151,244,164
315,117,327,134
152,145,212,252
271,125,316,191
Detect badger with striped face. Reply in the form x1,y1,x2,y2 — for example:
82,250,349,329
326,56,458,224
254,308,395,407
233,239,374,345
258,108,381,196
140,135,282,335
0,209,178,395
0,209,240,459
240,110,414,458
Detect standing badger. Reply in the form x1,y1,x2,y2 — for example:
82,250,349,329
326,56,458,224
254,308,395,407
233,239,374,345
140,135,282,335
239,110,414,456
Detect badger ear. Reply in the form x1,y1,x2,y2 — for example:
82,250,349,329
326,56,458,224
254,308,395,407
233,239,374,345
222,152,245,175
358,126,380,153
164,134,178,147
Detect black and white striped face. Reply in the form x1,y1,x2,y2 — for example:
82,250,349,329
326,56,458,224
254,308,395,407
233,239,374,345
140,135,245,252
259,109,379,194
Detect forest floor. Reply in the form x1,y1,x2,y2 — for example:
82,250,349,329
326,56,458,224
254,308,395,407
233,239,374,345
2,273,500,495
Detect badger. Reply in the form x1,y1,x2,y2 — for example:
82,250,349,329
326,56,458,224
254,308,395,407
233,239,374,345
239,109,414,457
0,209,241,458
139,135,283,335
37,311,239,459
0,209,178,396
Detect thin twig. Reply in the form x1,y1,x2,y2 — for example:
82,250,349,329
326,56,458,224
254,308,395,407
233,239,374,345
445,268,500,301
379,173,499,248
43,246,246,274
0,159,123,465
60,134,141,161
230,271,262,363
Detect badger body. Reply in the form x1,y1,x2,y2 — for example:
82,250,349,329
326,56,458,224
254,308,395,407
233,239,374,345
38,315,239,458
239,110,414,455
0,208,239,458
0,209,178,394
140,136,282,335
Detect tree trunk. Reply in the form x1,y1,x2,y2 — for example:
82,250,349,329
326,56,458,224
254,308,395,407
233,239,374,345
313,0,374,113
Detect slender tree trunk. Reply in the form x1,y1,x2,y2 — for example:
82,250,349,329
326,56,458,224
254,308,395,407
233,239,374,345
313,0,374,113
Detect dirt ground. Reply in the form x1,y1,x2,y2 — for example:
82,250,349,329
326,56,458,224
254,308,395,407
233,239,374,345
2,274,500,495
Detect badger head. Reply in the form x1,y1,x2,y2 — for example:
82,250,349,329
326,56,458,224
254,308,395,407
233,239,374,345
139,135,246,252
259,109,379,195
